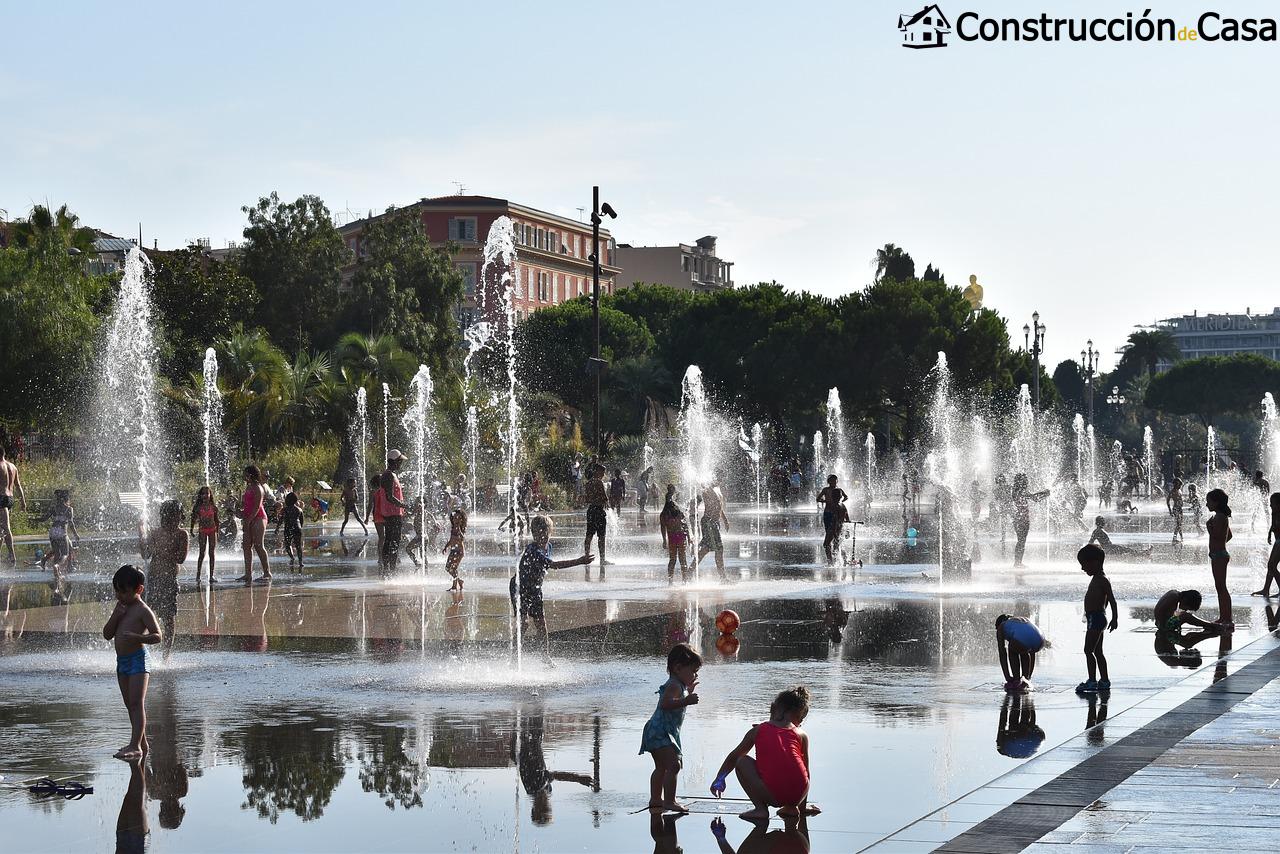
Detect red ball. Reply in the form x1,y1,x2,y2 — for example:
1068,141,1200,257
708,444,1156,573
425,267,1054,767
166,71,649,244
715,633,740,657
715,609,740,635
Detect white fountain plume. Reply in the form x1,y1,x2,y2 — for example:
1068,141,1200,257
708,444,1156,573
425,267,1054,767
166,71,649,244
401,366,434,576
355,386,368,509
201,347,226,488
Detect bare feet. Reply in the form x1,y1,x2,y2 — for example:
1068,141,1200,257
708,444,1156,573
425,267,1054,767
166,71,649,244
114,747,142,760
738,806,769,821
1252,589,1273,597
234,574,251,583
802,803,821,815
663,801,689,814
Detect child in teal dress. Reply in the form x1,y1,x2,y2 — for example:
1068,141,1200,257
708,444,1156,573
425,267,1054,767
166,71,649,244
640,643,702,813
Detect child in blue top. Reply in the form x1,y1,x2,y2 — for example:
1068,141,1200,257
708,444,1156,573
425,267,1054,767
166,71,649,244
641,642,702,813
996,614,1045,693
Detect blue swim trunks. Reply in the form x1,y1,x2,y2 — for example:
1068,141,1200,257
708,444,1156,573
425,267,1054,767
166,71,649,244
116,648,148,677
1085,610,1107,632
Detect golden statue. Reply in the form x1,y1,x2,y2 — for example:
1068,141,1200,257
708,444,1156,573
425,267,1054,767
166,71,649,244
962,274,984,310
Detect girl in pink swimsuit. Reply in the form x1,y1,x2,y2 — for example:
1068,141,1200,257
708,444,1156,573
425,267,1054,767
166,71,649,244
709,686,821,820
189,486,220,584
238,465,271,583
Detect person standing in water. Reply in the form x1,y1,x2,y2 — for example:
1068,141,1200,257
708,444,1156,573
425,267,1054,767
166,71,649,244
696,478,730,578
0,445,26,567
237,465,271,583
188,486,219,584
816,475,848,564
1167,477,1185,544
1011,473,1049,569
1252,493,1280,597
377,450,411,574
582,463,609,572
1205,488,1233,628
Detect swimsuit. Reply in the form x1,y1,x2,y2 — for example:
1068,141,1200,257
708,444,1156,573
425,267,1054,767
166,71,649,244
242,487,267,520
585,504,607,539
197,504,217,536
511,542,552,620
1209,550,1230,560
754,721,809,806
639,676,687,755
0,495,12,510
1084,610,1107,632
116,647,148,677
699,518,722,551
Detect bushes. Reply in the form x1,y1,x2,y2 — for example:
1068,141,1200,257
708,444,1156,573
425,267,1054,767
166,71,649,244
253,440,341,490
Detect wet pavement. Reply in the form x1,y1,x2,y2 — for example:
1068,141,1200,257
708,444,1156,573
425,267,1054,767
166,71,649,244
2,505,1278,852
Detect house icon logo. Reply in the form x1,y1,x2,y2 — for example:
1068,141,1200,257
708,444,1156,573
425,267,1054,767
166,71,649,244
899,4,951,48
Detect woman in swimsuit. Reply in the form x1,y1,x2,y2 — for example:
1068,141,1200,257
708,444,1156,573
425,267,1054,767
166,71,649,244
1253,493,1280,598
1205,488,1232,627
189,486,219,584
238,465,271,583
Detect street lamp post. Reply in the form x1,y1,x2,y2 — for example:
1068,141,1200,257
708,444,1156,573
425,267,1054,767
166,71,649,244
1080,339,1098,425
588,187,617,455
1022,311,1047,407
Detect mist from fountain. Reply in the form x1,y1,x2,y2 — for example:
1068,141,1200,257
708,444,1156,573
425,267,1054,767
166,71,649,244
1206,425,1218,487
1261,393,1278,478
864,432,877,500
401,366,434,576
824,388,850,488
1142,426,1156,498
355,387,369,509
812,432,825,489
94,247,168,526
382,382,392,464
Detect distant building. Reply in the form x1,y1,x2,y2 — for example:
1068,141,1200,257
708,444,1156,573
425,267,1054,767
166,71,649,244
337,195,618,326
89,233,137,275
1156,308,1280,366
614,236,734,292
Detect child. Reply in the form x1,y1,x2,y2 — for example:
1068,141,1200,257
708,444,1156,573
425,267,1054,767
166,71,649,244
510,515,594,658
1076,544,1117,694
1166,478,1185,544
710,686,821,821
139,500,189,654
275,492,305,568
1187,483,1202,529
39,489,79,573
640,643,702,814
1252,493,1280,598
1205,488,1233,627
1089,515,1152,557
996,614,1044,693
583,464,609,567
102,565,162,759
188,486,219,584
1153,588,1220,645
339,477,367,536
658,487,689,583
405,495,430,565
816,475,848,563
609,468,626,514
440,507,466,590
367,473,384,554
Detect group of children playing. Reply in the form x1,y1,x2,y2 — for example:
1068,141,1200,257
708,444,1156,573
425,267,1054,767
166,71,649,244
640,642,821,822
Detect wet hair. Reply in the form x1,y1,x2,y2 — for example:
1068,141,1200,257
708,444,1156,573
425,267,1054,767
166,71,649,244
665,484,676,498
195,485,213,503
1206,488,1231,516
1077,544,1106,567
827,474,838,485
54,489,70,503
1187,482,1198,494
159,499,183,528
774,686,811,717
113,564,146,591
530,514,552,537
344,477,356,487
995,614,1010,628
244,464,262,482
370,474,381,487
1094,515,1106,526
613,468,622,478
285,492,298,507
1178,590,1203,610
666,642,703,673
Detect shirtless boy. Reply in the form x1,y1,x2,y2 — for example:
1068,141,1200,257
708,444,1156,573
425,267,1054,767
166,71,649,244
102,565,163,759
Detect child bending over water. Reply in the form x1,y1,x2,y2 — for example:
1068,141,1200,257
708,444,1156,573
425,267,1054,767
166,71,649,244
710,686,821,821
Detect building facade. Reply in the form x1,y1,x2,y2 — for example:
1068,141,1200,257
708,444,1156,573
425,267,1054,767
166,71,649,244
614,236,734,292
1156,308,1280,365
338,195,618,326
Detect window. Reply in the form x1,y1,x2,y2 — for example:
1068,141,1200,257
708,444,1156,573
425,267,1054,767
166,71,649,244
521,267,529,299
573,235,580,257
457,262,477,295
923,31,932,41
448,217,477,241
512,222,522,244
537,271,549,301
923,15,931,24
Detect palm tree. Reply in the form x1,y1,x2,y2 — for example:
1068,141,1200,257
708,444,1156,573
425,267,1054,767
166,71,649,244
332,332,417,391
9,204,97,256
1123,329,1180,376
872,243,916,282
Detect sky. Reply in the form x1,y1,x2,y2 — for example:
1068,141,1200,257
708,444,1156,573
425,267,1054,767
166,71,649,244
4,0,1280,371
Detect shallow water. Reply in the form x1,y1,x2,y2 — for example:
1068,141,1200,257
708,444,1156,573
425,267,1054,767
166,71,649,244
3,505,1276,852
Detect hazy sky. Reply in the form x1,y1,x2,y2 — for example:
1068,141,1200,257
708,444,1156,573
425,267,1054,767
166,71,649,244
4,0,1279,370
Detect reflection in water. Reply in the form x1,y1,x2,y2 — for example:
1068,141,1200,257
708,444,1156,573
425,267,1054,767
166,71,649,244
650,811,683,854
1084,694,1109,746
146,681,191,829
710,814,811,853
511,709,597,825
355,724,422,811
115,758,148,854
231,719,346,823
995,694,1044,759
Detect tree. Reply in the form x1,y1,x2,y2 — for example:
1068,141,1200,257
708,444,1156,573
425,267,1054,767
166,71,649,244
150,247,260,379
1051,359,1085,413
337,207,465,381
0,204,106,428
1145,354,1280,426
921,263,944,283
872,243,916,282
1118,328,1180,377
238,193,347,353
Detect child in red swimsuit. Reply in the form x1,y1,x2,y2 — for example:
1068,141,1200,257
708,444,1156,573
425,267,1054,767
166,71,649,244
709,686,821,820
189,486,220,584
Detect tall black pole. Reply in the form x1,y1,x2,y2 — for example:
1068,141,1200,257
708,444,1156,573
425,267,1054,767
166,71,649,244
592,185,601,455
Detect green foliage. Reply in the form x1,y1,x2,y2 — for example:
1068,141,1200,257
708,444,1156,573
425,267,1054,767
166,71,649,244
255,439,341,488
238,192,348,352
0,204,107,428
873,243,915,282
1051,359,1085,412
1146,354,1280,425
149,247,260,378
336,207,465,383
